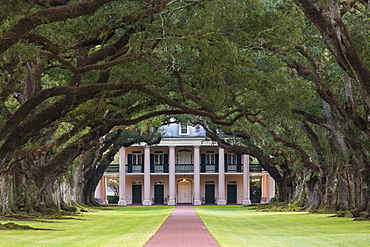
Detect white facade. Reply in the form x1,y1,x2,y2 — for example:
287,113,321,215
95,123,275,205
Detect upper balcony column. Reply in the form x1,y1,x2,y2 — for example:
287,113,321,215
242,154,251,205
168,146,176,205
118,147,127,206
217,147,227,205
143,146,152,205
193,146,201,205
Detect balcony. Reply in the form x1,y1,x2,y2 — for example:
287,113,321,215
175,164,194,173
122,163,263,174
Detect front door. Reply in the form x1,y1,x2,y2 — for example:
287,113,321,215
154,185,164,204
227,184,237,204
132,185,142,204
177,182,192,203
205,184,215,203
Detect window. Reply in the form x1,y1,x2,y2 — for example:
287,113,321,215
179,124,188,135
206,154,216,164
132,153,142,165
154,154,164,164
226,154,238,164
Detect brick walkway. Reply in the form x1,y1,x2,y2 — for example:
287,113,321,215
145,205,220,247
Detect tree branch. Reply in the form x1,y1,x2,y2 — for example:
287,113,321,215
0,0,116,54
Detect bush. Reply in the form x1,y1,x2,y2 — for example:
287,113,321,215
107,195,119,204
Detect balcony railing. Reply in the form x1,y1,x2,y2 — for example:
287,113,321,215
106,163,119,173
123,163,263,173
151,164,169,173
250,164,263,173
200,164,218,173
126,164,144,173
175,164,194,173
225,164,243,173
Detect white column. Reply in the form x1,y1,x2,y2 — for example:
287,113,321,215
143,146,152,205
118,147,127,206
168,146,176,205
261,174,268,203
101,175,108,204
95,179,102,202
217,147,227,205
193,146,201,205
242,154,251,205
268,174,276,202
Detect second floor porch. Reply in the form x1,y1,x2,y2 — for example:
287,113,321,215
107,163,264,174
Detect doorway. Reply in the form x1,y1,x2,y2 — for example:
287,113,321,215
227,184,237,204
250,176,262,203
177,149,192,164
205,184,215,204
177,179,192,203
154,184,164,204
132,185,142,204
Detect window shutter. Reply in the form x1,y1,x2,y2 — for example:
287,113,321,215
201,154,206,164
237,154,241,164
127,154,133,173
150,154,154,173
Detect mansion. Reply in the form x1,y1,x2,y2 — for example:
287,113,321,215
95,123,275,205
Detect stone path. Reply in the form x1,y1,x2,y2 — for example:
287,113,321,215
145,205,220,247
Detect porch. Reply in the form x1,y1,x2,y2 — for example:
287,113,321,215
115,163,263,174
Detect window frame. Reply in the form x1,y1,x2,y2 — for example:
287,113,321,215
179,124,189,135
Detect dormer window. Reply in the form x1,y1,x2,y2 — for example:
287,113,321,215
179,124,189,135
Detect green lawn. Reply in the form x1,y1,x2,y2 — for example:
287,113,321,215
2,205,370,247
195,205,370,247
0,206,174,247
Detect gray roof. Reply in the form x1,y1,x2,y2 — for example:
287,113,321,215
161,123,206,137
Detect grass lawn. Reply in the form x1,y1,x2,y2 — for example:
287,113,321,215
0,206,174,247
196,205,370,247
